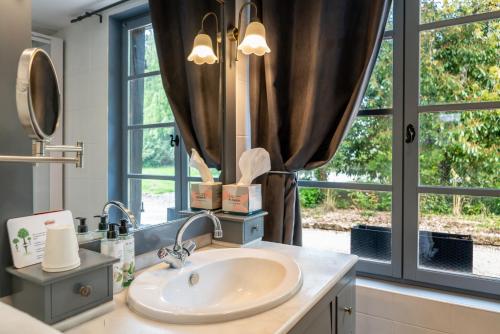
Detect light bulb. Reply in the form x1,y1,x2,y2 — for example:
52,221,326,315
187,33,218,65
238,21,271,56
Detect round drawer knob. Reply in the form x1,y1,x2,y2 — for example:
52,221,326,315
79,285,92,297
343,306,353,314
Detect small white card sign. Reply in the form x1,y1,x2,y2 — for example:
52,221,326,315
7,210,74,268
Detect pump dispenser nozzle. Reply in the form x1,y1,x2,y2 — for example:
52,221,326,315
75,217,88,233
119,219,130,235
106,223,118,239
94,214,108,231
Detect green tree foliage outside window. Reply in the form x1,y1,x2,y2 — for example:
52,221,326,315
138,27,176,169
301,2,499,219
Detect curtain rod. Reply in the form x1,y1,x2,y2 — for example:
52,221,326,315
70,0,132,23
71,0,224,24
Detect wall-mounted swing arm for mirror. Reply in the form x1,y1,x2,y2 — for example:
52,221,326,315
0,140,84,167
0,48,84,168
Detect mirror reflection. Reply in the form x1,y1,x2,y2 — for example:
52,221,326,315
30,1,222,231
24,49,60,139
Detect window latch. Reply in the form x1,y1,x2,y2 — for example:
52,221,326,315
170,134,180,147
405,124,416,143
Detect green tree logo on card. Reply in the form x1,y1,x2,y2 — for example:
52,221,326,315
16,228,31,255
12,238,20,252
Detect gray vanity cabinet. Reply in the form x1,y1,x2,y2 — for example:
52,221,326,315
336,277,356,334
289,268,356,334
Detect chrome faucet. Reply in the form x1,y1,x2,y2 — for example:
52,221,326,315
157,210,223,268
102,200,137,229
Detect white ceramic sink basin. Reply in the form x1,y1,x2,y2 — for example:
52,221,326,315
127,248,302,324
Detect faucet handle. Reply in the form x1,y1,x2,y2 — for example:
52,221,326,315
157,246,170,260
181,240,197,255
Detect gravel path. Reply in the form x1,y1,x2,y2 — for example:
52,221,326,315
137,193,176,225
302,228,500,279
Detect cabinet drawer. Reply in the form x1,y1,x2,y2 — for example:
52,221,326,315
336,279,356,334
243,218,264,243
51,267,111,320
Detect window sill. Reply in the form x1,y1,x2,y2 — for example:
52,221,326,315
356,277,500,313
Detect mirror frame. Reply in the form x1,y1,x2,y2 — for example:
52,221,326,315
16,48,61,142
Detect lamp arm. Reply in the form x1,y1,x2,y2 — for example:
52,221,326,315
201,11,221,63
235,2,258,61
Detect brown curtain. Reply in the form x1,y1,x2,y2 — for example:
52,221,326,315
149,0,221,168
250,0,391,245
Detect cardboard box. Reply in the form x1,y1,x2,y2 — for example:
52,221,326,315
222,184,262,214
190,182,222,210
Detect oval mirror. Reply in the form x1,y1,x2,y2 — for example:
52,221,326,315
16,48,61,141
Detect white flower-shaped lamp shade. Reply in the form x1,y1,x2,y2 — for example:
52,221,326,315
187,33,218,65
238,21,271,56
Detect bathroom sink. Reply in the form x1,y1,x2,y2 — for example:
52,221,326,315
127,248,302,324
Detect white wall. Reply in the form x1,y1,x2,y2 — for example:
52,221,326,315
356,279,500,334
235,0,252,181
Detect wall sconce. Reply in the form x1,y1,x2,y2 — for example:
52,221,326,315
229,1,270,61
187,12,222,65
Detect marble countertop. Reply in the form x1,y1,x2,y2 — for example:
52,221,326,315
0,301,60,334
66,241,357,334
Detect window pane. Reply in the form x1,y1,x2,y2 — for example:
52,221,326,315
419,110,500,188
128,24,159,76
188,166,221,179
299,116,392,184
129,128,175,176
419,19,500,105
418,194,500,279
129,179,175,225
128,76,174,125
361,39,393,110
300,188,392,262
420,0,500,24
188,167,220,179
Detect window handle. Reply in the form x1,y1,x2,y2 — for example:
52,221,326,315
405,124,416,143
170,134,180,147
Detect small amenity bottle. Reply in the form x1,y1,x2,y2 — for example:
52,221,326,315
94,214,109,239
118,219,135,287
75,217,92,243
100,224,124,293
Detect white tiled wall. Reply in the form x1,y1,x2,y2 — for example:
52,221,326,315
56,16,109,227
356,280,500,334
56,0,147,229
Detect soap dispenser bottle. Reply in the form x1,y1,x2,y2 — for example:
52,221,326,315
118,219,135,287
101,224,124,293
94,214,108,239
75,217,92,243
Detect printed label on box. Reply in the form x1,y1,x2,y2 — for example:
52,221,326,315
190,183,222,210
223,184,262,214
